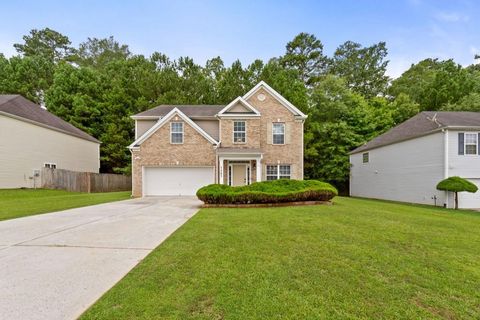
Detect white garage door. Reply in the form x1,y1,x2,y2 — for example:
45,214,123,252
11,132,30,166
458,179,480,209
143,167,214,196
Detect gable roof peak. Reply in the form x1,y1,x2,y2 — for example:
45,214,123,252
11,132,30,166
129,107,219,149
242,81,307,119
217,96,260,116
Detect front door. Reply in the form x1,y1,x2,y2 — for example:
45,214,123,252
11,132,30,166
232,164,247,186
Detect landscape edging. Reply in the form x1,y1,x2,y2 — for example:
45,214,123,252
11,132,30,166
201,200,333,208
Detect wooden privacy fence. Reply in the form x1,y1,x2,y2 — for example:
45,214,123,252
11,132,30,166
41,168,131,193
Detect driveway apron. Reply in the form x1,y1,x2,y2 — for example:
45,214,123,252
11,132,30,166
0,196,201,320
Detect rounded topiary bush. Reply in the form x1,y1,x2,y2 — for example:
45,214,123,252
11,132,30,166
196,179,338,205
436,176,478,209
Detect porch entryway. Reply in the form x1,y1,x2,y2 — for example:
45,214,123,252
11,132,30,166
217,147,263,185
228,161,251,186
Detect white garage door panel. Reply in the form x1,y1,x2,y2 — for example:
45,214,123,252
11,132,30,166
144,167,214,196
459,179,480,209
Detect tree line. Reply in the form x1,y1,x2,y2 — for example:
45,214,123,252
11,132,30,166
1,28,479,192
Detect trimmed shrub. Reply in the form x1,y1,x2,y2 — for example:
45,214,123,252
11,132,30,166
436,176,478,193
196,179,338,205
436,176,478,209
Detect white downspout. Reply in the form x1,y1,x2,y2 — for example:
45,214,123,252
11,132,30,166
443,129,449,208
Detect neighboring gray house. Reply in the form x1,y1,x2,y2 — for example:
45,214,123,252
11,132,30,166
350,112,480,209
0,95,100,188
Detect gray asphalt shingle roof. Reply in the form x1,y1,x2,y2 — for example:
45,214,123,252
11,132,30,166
134,105,225,118
351,111,480,154
0,95,100,143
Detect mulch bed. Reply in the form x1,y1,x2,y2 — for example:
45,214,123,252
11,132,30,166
201,200,333,208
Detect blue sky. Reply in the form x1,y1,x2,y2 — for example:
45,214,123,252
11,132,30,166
0,0,478,78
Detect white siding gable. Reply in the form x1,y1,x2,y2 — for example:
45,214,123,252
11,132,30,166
350,132,446,206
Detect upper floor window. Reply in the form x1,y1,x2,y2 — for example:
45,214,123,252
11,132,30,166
170,122,184,144
362,152,369,163
272,123,285,145
266,164,291,180
465,133,477,155
233,121,246,143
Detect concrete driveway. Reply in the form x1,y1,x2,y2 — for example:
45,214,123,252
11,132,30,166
0,196,201,320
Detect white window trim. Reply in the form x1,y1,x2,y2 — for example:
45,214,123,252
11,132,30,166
233,120,247,144
272,122,285,145
170,122,184,144
464,132,478,155
362,152,369,163
266,164,291,180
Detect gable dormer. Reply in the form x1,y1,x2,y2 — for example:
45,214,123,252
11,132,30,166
217,97,261,118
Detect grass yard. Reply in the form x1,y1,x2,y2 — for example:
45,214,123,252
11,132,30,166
0,189,131,221
81,197,480,319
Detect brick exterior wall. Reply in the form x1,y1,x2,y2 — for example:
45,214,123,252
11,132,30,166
246,88,304,180
220,88,304,180
131,116,216,197
219,118,261,148
131,85,304,196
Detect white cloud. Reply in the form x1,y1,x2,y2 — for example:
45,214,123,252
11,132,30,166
470,46,480,64
386,56,416,79
0,33,17,57
434,11,469,22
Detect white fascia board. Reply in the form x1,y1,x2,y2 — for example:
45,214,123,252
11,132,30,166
131,115,162,120
217,114,261,118
128,107,219,149
242,81,308,119
218,96,261,116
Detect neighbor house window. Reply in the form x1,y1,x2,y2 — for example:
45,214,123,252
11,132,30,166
44,163,57,169
170,122,184,144
266,164,291,180
465,133,477,155
233,121,246,143
272,123,285,144
363,152,369,163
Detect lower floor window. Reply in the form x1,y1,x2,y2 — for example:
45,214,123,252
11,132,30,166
266,164,291,180
279,165,291,179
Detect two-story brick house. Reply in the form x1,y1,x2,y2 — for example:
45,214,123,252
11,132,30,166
128,81,307,196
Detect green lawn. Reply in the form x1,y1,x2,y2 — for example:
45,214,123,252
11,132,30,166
81,197,480,319
0,189,131,221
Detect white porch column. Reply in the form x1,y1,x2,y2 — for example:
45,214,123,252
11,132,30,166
219,157,224,184
256,157,262,182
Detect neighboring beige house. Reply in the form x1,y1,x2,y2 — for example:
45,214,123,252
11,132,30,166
0,95,100,188
129,81,307,196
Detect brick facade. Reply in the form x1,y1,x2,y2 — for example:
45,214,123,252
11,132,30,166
219,118,261,148
130,83,305,197
131,116,216,197
244,88,304,180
